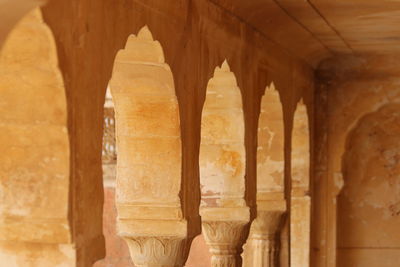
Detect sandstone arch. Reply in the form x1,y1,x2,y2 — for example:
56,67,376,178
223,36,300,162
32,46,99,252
0,8,73,266
199,60,249,267
109,26,189,266
290,100,311,267
242,83,286,267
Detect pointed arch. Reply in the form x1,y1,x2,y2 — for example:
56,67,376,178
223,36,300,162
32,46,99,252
291,101,310,193
109,26,189,266
110,26,181,205
0,8,74,265
242,83,286,267
257,83,285,197
199,60,246,206
199,60,249,266
290,100,311,267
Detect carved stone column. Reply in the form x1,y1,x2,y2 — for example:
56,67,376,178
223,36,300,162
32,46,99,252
242,200,286,267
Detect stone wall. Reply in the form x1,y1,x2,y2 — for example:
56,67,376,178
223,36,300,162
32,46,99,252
313,55,400,267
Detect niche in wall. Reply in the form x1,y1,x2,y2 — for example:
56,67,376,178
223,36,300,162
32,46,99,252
338,103,400,267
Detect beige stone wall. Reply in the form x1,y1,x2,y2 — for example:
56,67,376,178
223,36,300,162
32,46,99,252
337,103,400,267
313,55,400,267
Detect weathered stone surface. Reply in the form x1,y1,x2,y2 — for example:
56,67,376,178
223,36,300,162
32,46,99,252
0,9,74,266
110,26,189,266
200,61,246,207
1,0,323,265
337,104,400,267
290,101,311,267
200,61,250,267
313,56,400,267
242,84,286,267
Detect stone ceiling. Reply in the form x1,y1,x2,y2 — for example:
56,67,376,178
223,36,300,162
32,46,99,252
211,0,400,67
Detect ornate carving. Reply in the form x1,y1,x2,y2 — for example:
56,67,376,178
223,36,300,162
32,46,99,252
123,236,187,267
202,220,248,267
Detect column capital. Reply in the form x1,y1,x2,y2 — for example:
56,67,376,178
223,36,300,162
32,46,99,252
123,236,187,267
202,220,248,267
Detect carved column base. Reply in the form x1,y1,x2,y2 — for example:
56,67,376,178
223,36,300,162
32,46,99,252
123,236,187,267
202,220,248,267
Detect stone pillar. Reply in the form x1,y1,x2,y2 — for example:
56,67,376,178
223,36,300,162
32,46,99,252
110,27,189,266
242,201,286,267
199,61,250,267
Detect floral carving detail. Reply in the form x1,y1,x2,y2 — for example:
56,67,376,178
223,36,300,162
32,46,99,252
202,221,247,245
202,221,248,267
124,236,187,267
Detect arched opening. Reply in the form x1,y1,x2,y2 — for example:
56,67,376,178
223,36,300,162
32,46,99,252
199,60,249,266
0,8,73,266
199,61,246,206
107,26,189,266
337,103,400,267
290,100,311,266
256,83,285,198
242,83,286,267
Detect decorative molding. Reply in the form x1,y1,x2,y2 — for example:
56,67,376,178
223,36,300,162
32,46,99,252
124,236,187,267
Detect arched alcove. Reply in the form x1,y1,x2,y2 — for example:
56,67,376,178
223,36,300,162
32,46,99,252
199,60,246,206
337,103,400,267
257,83,285,198
109,26,189,266
111,25,181,210
0,8,73,266
199,60,249,266
242,83,286,267
290,100,311,267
